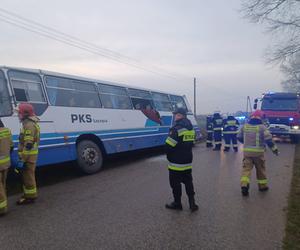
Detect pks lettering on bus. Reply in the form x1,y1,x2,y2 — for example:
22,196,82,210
71,114,92,123
71,114,108,124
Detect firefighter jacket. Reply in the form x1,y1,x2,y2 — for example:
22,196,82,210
237,118,277,157
165,118,195,171
223,117,239,134
18,116,40,164
212,116,223,131
206,118,213,133
0,127,13,171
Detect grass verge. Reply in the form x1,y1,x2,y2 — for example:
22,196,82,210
283,144,300,249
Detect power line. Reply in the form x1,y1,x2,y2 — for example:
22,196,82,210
0,7,189,81
0,7,139,63
0,14,178,80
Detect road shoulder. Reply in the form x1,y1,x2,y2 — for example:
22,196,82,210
283,144,300,249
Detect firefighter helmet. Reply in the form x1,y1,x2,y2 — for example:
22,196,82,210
16,103,35,119
213,112,221,118
250,110,265,120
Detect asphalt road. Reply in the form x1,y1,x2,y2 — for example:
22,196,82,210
0,142,295,250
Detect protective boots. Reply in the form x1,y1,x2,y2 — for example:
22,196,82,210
188,196,199,212
259,186,269,192
223,147,230,152
241,185,249,196
16,196,35,205
165,201,183,210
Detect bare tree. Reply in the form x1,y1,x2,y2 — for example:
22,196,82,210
241,0,300,63
241,0,300,91
281,52,300,91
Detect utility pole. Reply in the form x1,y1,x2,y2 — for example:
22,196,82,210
246,96,252,114
194,77,196,115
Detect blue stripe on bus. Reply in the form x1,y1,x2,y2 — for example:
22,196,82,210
12,125,200,145
10,125,200,168
12,126,169,140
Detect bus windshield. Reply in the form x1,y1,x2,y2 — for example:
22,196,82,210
261,98,298,111
0,71,12,117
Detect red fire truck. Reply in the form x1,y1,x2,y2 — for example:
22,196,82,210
254,92,300,143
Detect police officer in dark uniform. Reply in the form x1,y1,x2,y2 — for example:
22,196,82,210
223,115,239,152
212,112,223,151
165,108,198,212
206,116,213,148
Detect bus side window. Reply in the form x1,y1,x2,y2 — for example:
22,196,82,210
98,83,132,110
69,96,77,107
46,76,101,108
170,95,188,111
14,88,27,102
100,94,114,109
8,70,46,103
128,89,153,111
134,103,141,110
131,98,153,110
152,92,172,111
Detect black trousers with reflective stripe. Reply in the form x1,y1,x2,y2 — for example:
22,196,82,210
213,130,222,144
207,132,213,143
224,133,238,148
169,169,195,203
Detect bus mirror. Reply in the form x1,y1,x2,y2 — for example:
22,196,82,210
253,103,257,110
254,99,258,103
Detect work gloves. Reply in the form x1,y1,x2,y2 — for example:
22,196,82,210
14,160,25,174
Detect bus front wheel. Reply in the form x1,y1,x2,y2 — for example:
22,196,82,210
77,140,103,174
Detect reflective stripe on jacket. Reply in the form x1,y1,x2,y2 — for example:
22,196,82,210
238,123,273,157
165,118,195,171
18,117,40,163
206,122,213,133
0,127,13,171
223,118,239,134
212,118,223,131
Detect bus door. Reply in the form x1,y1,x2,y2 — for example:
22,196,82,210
0,70,13,118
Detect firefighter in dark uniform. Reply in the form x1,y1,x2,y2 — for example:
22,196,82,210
223,115,239,152
212,112,223,151
0,119,13,216
165,108,198,212
206,116,213,148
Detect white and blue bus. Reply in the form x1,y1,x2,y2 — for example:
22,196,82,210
0,66,201,174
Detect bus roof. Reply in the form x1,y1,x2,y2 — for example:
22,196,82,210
0,65,184,97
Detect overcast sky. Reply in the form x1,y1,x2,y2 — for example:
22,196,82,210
0,0,282,114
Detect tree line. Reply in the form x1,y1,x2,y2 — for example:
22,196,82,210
241,0,300,91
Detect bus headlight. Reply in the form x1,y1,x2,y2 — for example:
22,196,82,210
292,125,299,130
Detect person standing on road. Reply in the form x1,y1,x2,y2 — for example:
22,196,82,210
16,103,40,205
223,115,239,152
238,110,279,196
206,115,213,148
212,112,223,151
0,119,13,216
165,108,199,212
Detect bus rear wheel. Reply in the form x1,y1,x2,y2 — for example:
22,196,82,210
76,140,103,174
